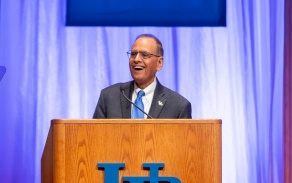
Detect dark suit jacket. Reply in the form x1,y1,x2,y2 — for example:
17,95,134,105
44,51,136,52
93,79,192,119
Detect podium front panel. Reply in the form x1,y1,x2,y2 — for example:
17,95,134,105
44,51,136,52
42,119,221,183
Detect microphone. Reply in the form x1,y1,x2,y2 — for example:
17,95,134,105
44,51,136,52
120,85,153,119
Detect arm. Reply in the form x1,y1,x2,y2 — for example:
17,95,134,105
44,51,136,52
93,90,106,118
178,101,192,119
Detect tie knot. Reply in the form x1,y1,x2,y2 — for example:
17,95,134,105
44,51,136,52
137,90,145,99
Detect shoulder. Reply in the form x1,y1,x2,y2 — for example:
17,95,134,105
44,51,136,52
156,80,190,104
161,86,190,104
100,81,133,94
157,84,192,118
102,83,123,91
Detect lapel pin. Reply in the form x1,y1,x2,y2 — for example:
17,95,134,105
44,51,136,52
158,101,163,106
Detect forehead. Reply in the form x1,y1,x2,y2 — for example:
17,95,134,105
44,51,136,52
132,37,158,52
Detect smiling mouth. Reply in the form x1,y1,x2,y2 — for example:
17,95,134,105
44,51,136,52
134,66,144,71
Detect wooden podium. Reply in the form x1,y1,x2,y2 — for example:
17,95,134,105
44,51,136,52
42,119,221,183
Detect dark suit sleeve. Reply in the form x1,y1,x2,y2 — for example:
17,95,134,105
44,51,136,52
178,101,192,118
93,90,106,118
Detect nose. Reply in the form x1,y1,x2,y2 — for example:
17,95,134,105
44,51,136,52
135,52,141,59
133,52,143,61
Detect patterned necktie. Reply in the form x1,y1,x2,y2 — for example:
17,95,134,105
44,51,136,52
133,90,145,119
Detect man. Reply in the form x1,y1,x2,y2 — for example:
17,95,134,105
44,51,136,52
93,34,192,119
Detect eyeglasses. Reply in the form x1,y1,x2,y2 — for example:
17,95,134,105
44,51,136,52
127,50,161,59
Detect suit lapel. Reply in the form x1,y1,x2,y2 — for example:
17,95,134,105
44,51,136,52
120,81,134,118
148,80,167,118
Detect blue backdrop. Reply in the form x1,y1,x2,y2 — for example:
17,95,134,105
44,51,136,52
66,0,226,26
0,0,284,182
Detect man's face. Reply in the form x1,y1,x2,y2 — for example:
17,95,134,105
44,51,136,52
129,37,163,89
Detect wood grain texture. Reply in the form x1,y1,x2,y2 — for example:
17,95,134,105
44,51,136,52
53,123,66,182
42,119,222,183
41,126,53,183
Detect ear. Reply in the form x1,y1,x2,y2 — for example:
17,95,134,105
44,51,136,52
156,57,163,71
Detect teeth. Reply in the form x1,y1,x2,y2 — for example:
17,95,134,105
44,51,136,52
134,66,143,70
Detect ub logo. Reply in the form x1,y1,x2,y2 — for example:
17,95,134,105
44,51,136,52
98,163,181,183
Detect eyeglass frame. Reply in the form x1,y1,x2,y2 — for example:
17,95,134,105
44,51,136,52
127,50,162,59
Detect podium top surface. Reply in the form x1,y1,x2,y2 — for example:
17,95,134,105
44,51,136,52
51,119,222,124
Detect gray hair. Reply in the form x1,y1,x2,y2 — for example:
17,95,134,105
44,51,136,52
135,34,164,56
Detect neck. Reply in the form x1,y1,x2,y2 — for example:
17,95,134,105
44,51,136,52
135,78,155,89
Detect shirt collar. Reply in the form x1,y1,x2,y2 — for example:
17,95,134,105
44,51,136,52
134,78,157,101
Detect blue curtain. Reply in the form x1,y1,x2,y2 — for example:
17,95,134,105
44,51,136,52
0,0,284,182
